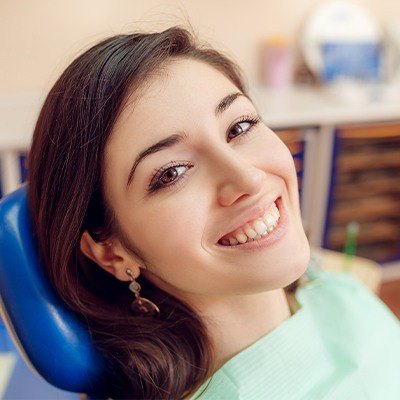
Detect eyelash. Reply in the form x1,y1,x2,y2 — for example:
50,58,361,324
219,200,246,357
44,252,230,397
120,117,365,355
147,114,262,193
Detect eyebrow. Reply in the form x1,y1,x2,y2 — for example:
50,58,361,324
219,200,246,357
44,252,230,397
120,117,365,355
215,92,244,115
126,91,245,188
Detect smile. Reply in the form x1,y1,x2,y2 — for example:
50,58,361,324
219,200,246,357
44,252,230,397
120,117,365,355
218,201,280,246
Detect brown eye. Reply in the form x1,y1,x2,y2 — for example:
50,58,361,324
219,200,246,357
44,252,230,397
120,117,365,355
227,121,251,141
160,165,187,184
148,162,193,193
160,168,177,183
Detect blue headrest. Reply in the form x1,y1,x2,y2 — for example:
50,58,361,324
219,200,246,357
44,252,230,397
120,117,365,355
0,185,110,394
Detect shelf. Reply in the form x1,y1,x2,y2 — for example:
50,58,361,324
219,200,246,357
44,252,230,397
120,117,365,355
330,195,399,223
328,220,400,248
337,149,400,173
334,175,400,199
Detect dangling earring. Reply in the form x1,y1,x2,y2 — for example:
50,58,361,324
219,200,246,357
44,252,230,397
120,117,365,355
125,269,160,317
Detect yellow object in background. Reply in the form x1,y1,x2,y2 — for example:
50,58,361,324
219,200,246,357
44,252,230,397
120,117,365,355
310,246,382,294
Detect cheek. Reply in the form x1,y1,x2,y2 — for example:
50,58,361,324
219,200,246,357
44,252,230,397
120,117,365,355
127,196,208,268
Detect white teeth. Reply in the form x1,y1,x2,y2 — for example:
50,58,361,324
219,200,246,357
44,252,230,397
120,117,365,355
229,237,239,246
244,227,257,239
220,201,281,246
253,220,267,235
235,232,248,244
263,215,274,227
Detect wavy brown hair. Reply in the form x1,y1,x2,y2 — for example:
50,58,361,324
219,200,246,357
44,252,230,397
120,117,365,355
27,27,246,399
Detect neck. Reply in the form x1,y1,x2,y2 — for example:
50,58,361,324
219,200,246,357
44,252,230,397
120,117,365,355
189,289,292,371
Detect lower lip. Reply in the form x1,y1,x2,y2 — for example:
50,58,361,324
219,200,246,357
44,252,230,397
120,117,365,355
216,197,288,251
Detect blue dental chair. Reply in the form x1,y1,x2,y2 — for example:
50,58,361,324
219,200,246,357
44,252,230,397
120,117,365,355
0,185,112,398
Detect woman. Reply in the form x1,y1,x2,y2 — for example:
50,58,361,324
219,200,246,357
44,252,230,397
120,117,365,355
27,27,400,399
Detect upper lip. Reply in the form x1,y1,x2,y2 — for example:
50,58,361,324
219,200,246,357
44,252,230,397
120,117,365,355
215,192,281,242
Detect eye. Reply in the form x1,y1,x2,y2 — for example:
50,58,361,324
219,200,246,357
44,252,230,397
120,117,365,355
148,162,192,192
160,165,187,184
227,115,261,142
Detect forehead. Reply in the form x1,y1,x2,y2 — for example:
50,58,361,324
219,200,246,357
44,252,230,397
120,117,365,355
109,58,240,143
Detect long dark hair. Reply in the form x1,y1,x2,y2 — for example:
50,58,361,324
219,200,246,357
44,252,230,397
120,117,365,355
27,27,246,399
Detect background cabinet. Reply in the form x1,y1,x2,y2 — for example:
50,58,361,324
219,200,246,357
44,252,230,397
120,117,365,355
324,122,400,262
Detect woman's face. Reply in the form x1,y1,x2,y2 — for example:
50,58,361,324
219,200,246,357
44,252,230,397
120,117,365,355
103,58,310,301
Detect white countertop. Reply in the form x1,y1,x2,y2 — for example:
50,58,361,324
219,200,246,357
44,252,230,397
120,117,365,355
250,82,400,129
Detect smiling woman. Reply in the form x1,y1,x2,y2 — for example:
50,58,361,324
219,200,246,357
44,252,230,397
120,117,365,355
26,26,400,400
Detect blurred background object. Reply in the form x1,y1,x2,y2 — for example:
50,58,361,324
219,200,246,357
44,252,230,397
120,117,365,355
260,35,294,89
385,18,400,83
301,0,383,84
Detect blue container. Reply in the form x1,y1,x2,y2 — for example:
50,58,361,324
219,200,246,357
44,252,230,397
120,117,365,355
322,42,381,82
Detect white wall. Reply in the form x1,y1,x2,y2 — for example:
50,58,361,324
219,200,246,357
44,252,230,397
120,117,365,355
0,0,399,92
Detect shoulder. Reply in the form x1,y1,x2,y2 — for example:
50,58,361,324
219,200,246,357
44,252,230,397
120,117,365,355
293,267,400,399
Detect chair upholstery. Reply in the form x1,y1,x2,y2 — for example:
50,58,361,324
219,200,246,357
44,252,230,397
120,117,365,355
0,184,110,395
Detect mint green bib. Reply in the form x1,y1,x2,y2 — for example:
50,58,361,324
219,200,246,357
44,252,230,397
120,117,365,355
192,270,400,399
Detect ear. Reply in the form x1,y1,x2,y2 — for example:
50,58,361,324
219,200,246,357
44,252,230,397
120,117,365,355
79,230,141,281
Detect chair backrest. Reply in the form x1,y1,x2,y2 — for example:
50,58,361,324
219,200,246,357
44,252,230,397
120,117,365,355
0,184,111,395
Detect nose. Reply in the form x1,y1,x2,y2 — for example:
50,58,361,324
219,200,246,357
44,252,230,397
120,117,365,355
215,151,265,207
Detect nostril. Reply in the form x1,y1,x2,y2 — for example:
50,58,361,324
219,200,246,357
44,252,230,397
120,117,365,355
236,193,251,203
218,187,249,207
217,171,264,207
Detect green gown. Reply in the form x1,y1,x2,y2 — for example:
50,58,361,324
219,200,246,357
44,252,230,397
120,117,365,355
192,269,400,399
